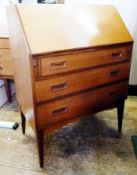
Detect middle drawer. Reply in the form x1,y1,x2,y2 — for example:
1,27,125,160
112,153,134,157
35,62,130,103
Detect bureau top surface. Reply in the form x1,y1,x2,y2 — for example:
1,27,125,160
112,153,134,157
16,4,133,55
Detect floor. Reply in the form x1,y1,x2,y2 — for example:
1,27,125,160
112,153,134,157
0,96,137,175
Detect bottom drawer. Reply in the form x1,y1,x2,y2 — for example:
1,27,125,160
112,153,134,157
37,81,128,128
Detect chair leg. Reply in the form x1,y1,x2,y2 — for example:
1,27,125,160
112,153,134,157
37,130,44,168
20,110,26,134
117,100,125,133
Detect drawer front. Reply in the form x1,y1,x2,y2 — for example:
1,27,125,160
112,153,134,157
37,81,128,128
0,38,10,48
35,62,130,102
37,45,131,77
0,59,13,76
0,49,10,59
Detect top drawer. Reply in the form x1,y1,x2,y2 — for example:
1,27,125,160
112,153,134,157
34,44,132,78
0,38,10,49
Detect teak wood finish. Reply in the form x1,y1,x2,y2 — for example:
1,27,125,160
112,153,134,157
0,27,14,102
7,4,133,167
0,37,13,78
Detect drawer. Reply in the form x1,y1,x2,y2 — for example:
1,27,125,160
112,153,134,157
0,49,10,59
37,81,128,128
0,59,13,77
35,62,130,102
36,45,131,77
0,38,10,49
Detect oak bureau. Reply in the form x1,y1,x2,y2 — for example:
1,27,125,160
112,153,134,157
7,4,133,167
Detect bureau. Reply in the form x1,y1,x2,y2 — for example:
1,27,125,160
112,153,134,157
0,27,13,102
7,4,133,167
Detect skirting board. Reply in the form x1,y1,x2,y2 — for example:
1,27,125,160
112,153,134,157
128,85,137,96
0,80,4,87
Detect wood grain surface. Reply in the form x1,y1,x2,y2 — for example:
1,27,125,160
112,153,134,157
17,4,133,54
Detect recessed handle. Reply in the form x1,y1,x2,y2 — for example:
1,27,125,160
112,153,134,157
50,60,67,70
52,106,68,116
110,69,120,76
0,54,2,58
51,82,68,91
109,91,119,96
112,52,122,58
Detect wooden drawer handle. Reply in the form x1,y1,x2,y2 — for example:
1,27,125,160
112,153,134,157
51,82,68,91
50,61,67,70
0,54,2,58
110,69,120,76
109,91,119,96
112,52,122,58
52,106,68,116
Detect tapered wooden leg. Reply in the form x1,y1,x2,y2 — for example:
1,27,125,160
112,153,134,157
4,79,12,103
37,130,44,168
20,110,26,134
117,100,125,133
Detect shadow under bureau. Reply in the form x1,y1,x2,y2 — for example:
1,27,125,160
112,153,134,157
7,4,133,167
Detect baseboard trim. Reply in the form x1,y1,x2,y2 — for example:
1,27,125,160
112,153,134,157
128,85,137,96
0,84,4,88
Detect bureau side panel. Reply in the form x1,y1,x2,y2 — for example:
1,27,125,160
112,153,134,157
7,6,36,130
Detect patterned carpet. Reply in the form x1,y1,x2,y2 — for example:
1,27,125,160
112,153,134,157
0,96,137,175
